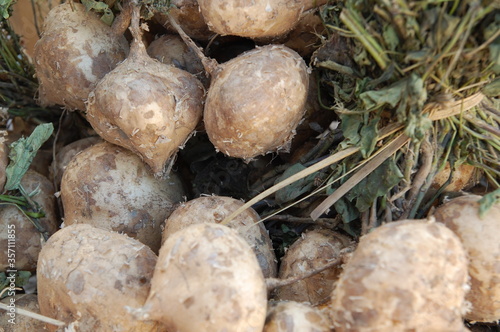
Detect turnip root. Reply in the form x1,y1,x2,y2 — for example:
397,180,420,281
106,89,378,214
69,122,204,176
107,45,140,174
162,195,277,277
49,136,102,191
204,45,309,159
433,195,500,322
0,294,46,331
274,228,352,305
155,0,213,40
0,170,57,272
33,2,129,111
146,34,206,87
87,5,204,175
135,223,267,332
264,301,333,332
329,219,469,331
197,0,305,38
61,142,185,253
37,224,161,331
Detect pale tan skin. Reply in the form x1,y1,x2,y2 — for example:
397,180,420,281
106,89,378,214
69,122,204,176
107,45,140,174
33,3,129,111
0,170,58,272
434,195,500,322
138,223,268,332
198,0,304,38
329,219,469,332
264,301,333,332
87,8,204,176
61,142,185,254
274,228,352,306
204,45,309,160
37,224,161,332
162,195,278,278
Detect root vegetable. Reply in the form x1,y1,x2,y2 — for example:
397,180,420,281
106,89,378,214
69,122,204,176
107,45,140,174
147,34,204,75
49,136,102,191
274,228,352,305
197,0,304,38
155,0,214,40
162,195,277,277
264,301,333,332
135,223,267,332
329,219,469,332
61,142,185,253
37,224,160,331
204,45,309,159
33,2,129,111
433,195,500,322
87,6,204,175
0,170,57,272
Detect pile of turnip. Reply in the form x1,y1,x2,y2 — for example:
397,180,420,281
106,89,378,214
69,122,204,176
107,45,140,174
1,0,500,331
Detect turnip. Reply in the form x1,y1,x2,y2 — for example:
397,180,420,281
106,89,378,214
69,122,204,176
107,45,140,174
329,219,469,331
197,0,305,38
61,142,185,253
274,228,352,305
162,195,278,277
87,5,204,176
134,223,267,332
0,170,57,272
264,301,333,332
37,224,161,331
169,16,310,160
49,136,102,191
205,45,309,159
0,294,46,331
433,195,500,322
33,2,130,111
146,34,206,86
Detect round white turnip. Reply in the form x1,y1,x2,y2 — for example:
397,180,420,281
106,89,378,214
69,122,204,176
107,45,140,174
162,195,277,277
86,6,204,175
33,2,129,111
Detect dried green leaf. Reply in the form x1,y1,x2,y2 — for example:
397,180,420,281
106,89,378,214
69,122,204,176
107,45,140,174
359,116,379,158
0,271,32,298
347,158,403,212
4,123,54,191
478,188,500,218
275,164,318,204
334,197,359,224
339,113,362,149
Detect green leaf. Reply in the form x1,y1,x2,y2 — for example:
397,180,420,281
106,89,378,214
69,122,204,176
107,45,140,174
275,164,318,204
478,188,500,218
4,123,53,191
348,158,403,212
0,271,32,298
339,113,362,149
359,116,380,158
0,0,13,19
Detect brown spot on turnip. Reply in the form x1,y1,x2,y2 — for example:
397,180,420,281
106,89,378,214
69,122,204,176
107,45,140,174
67,270,85,295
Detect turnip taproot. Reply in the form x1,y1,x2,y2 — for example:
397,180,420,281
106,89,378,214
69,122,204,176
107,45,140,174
135,223,267,332
33,2,129,111
37,224,161,331
61,142,185,253
87,5,204,176
274,228,352,305
433,195,500,322
0,170,57,272
162,195,277,277
329,219,469,331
